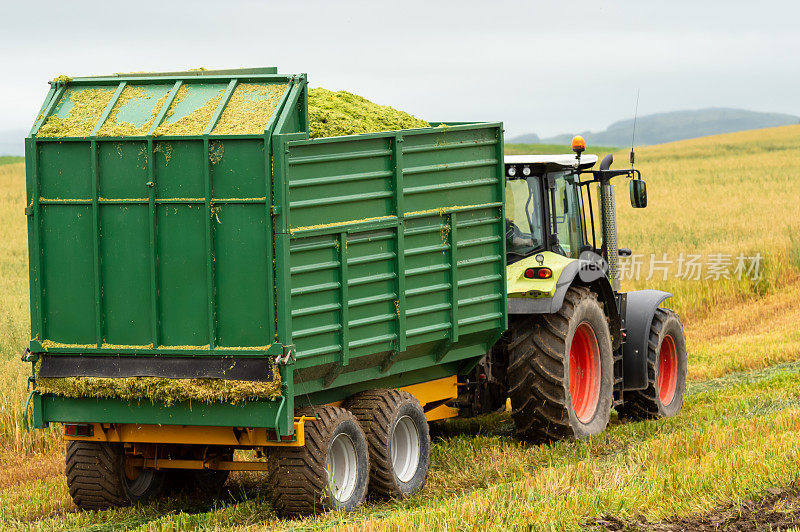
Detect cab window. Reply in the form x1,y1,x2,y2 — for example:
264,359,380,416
505,177,544,256
552,172,585,258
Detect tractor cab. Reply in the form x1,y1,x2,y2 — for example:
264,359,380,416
504,153,598,263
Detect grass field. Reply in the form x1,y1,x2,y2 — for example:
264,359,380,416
2,126,800,530
0,156,24,166
504,142,618,157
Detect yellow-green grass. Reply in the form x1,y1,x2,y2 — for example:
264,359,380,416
2,125,800,528
0,156,23,166
0,163,60,458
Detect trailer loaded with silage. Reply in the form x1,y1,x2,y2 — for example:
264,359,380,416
24,67,506,514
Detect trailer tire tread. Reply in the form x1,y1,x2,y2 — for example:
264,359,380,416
266,406,368,516
66,441,127,510
344,389,430,499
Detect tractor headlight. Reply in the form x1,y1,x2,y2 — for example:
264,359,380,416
522,165,531,176
507,165,516,177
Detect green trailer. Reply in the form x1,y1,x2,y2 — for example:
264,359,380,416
25,68,507,514
24,67,688,517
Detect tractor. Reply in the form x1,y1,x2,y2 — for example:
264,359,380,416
459,136,687,441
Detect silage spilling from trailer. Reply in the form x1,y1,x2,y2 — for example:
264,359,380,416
34,361,282,406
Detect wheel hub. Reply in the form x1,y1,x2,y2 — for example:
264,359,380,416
658,335,678,405
326,433,358,504
569,322,601,424
391,415,420,483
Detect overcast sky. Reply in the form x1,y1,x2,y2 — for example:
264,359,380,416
1,0,799,140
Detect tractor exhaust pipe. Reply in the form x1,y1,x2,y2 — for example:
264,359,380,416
599,154,620,292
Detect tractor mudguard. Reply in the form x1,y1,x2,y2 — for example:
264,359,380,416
622,289,672,391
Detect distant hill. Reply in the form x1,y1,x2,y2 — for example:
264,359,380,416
510,108,800,147
509,132,540,144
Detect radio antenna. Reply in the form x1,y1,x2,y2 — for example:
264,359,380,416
630,89,640,167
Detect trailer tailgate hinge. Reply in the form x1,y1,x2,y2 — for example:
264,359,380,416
274,346,295,366
21,348,37,363
24,206,33,216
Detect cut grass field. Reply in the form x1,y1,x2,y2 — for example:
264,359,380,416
2,125,800,530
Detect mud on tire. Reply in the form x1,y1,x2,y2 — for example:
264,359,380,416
266,406,369,516
617,308,687,420
507,285,614,443
344,389,430,500
66,441,164,510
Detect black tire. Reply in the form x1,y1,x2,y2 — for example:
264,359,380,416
266,406,369,516
618,308,687,420
344,389,430,500
66,441,164,510
507,286,614,443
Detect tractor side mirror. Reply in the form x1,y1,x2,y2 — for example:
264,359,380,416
630,179,647,208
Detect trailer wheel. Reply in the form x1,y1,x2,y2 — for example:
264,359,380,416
344,389,430,499
507,286,614,442
66,441,164,510
266,406,369,516
618,308,687,419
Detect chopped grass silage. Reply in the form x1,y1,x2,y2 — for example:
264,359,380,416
307,88,429,138
153,84,224,136
96,85,170,137
33,81,431,140
36,88,115,138
212,83,285,135
34,369,281,406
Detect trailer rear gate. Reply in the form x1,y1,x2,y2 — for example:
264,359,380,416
27,69,507,437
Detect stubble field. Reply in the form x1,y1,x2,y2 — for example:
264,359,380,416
2,125,800,530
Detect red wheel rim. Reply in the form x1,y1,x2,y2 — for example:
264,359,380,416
658,335,678,405
569,322,601,423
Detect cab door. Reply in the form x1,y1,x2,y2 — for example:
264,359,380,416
549,171,586,258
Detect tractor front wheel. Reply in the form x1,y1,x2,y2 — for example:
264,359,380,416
507,286,614,442
618,308,687,419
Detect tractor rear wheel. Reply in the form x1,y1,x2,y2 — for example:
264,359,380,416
66,441,164,510
507,286,614,442
266,406,369,516
618,308,687,419
344,389,430,500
